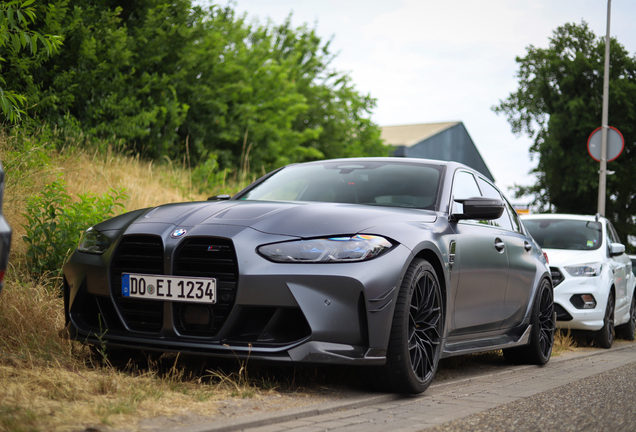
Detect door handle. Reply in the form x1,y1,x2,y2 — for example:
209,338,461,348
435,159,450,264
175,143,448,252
524,241,532,252
494,238,505,253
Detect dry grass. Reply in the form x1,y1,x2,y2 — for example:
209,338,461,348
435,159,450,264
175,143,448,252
552,329,577,356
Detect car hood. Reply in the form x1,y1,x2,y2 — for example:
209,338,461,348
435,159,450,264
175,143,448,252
130,200,437,238
542,248,604,267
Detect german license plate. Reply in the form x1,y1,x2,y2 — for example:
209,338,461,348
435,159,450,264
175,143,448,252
122,273,216,304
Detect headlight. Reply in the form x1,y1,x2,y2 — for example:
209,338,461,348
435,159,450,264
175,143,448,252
564,263,602,277
77,227,111,254
258,234,393,263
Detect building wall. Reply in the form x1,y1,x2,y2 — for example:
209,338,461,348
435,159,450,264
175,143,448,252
393,123,494,181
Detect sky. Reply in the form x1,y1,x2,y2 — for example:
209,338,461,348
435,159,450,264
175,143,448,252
228,0,636,201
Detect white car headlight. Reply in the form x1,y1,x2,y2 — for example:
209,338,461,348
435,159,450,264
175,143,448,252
258,235,393,263
564,262,602,277
78,227,111,254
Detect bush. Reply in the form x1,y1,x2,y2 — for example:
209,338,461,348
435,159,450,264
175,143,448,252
190,153,230,195
21,179,127,281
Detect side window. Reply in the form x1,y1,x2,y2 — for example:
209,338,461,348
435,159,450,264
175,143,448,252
476,178,500,199
452,171,481,213
476,177,514,231
606,222,619,257
505,199,524,234
453,171,481,199
607,222,620,244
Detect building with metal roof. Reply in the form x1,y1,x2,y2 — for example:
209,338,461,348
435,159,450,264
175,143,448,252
380,121,494,181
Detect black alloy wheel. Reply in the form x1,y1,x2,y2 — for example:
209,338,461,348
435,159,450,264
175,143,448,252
616,293,636,341
503,278,555,365
407,261,443,384
537,279,556,359
365,258,443,394
596,291,615,349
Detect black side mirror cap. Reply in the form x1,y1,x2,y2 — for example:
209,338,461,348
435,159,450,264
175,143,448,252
450,197,505,222
207,194,231,201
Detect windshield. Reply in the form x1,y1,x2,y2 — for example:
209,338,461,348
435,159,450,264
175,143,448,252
239,161,442,209
523,219,603,251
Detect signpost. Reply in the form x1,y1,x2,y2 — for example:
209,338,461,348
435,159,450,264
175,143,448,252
597,0,612,216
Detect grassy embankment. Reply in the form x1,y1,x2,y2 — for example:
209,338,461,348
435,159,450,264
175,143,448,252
0,131,579,431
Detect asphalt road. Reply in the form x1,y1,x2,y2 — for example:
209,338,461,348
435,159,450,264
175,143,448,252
426,361,636,432
171,343,636,432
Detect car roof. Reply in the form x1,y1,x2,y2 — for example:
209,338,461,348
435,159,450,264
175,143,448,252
520,213,604,222
293,157,468,171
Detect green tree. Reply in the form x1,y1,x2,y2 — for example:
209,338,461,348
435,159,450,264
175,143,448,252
272,18,388,164
494,22,636,246
6,1,387,175
175,6,318,172
18,0,189,154
176,10,388,172
0,0,63,123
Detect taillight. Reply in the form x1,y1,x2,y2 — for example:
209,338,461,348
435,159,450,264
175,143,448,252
543,252,549,264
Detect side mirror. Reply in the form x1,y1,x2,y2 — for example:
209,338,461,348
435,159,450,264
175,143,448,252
207,194,231,201
609,242,625,257
450,197,505,222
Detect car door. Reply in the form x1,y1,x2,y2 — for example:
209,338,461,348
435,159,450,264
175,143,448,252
449,170,509,334
475,177,538,329
607,222,630,316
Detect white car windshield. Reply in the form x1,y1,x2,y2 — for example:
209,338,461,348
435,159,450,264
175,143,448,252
524,219,603,251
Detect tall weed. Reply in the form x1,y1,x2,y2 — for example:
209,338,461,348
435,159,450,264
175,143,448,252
21,179,127,281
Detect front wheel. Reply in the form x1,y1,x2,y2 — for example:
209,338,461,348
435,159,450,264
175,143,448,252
596,291,615,349
616,292,636,341
503,278,555,365
363,258,444,394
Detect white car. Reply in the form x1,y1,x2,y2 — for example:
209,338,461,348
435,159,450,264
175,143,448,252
522,214,635,348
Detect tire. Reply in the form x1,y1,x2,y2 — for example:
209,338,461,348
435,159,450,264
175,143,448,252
596,291,615,349
363,258,444,394
503,278,555,365
616,292,636,341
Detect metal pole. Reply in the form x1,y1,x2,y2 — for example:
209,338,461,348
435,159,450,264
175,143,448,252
598,0,611,216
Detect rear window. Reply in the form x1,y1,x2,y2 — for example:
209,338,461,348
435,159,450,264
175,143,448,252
523,219,602,251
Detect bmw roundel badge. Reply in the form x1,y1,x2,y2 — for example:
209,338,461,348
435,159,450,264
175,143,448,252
171,228,187,238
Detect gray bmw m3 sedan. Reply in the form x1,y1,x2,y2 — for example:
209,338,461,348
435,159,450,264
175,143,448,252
62,157,555,394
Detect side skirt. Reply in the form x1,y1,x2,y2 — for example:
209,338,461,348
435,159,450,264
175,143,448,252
441,325,532,358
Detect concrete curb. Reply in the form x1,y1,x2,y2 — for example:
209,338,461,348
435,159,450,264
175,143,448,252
166,343,636,432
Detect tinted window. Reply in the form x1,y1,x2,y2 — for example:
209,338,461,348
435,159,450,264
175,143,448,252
476,177,513,231
452,171,480,214
524,219,602,250
505,199,524,234
453,171,481,200
240,161,442,209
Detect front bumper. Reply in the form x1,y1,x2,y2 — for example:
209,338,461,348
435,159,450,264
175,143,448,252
553,270,610,332
63,227,413,365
